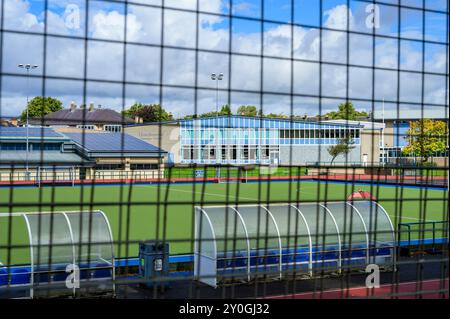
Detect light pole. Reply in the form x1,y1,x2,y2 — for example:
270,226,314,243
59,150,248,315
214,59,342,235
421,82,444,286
381,98,385,166
211,73,223,179
211,73,223,115
18,63,38,179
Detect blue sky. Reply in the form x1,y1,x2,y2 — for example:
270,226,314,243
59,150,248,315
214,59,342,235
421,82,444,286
21,0,447,39
0,0,448,118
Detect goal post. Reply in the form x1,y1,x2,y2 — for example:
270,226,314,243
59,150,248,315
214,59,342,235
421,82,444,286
217,165,250,184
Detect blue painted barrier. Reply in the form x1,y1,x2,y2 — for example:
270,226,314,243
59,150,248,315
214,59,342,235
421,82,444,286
1,238,447,286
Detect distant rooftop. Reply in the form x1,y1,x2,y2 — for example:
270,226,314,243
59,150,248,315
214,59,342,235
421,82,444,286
29,105,134,126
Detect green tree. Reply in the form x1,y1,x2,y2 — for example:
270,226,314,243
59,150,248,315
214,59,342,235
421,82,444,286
199,111,219,118
327,137,356,164
182,105,233,119
219,104,232,116
123,103,173,122
122,103,143,119
324,101,369,120
21,96,63,122
264,113,289,119
403,119,448,163
237,105,258,117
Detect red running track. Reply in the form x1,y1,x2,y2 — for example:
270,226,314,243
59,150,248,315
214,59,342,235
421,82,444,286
266,278,449,299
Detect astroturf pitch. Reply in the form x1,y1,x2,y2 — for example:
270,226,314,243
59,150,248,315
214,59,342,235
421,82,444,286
0,180,448,263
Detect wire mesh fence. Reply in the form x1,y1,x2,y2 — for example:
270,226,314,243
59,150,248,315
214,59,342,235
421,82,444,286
0,0,448,300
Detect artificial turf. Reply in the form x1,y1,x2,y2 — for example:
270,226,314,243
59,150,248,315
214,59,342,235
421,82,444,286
0,180,448,264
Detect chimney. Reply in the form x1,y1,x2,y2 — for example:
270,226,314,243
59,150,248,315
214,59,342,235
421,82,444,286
135,116,143,124
89,102,95,112
70,101,77,112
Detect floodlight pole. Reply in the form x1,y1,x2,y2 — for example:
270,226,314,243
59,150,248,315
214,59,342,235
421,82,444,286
18,64,38,180
211,73,224,179
382,98,385,167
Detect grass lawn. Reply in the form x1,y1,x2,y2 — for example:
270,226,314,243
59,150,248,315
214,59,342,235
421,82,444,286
0,180,448,264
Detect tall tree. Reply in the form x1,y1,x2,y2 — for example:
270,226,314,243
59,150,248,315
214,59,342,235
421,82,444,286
123,103,173,122
237,105,258,117
403,119,448,162
21,96,63,122
327,137,356,164
324,101,369,120
219,104,232,116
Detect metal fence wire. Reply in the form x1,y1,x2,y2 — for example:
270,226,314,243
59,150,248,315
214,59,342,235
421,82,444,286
0,0,448,299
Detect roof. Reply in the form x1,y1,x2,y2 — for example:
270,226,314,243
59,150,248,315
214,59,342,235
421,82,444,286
62,132,166,153
127,115,363,129
30,108,134,126
0,151,89,165
0,127,68,140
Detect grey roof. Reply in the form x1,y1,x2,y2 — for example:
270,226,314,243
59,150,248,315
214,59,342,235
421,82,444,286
30,108,134,126
62,132,166,153
0,127,68,140
0,151,89,165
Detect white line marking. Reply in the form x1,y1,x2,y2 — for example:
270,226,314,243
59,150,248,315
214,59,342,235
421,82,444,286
395,216,437,222
168,187,259,201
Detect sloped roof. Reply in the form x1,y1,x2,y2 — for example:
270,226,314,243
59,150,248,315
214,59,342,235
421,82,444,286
0,151,89,165
63,132,166,153
30,108,134,126
0,127,68,140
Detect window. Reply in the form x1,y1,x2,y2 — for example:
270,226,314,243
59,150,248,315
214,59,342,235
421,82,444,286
32,143,61,151
95,164,124,170
0,143,26,150
104,125,122,132
242,146,249,160
130,164,158,170
232,146,237,160
76,125,96,130
209,147,216,159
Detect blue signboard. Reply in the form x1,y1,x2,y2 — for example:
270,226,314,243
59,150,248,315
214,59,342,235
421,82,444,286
195,170,205,178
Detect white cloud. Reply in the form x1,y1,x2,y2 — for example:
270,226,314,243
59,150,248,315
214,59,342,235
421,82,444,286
0,1,447,118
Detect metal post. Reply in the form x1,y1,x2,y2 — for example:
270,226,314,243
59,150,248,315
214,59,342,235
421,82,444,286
26,67,30,179
211,73,223,179
18,64,38,180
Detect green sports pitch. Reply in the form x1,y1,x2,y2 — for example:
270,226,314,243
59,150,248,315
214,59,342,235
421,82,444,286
0,180,448,263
